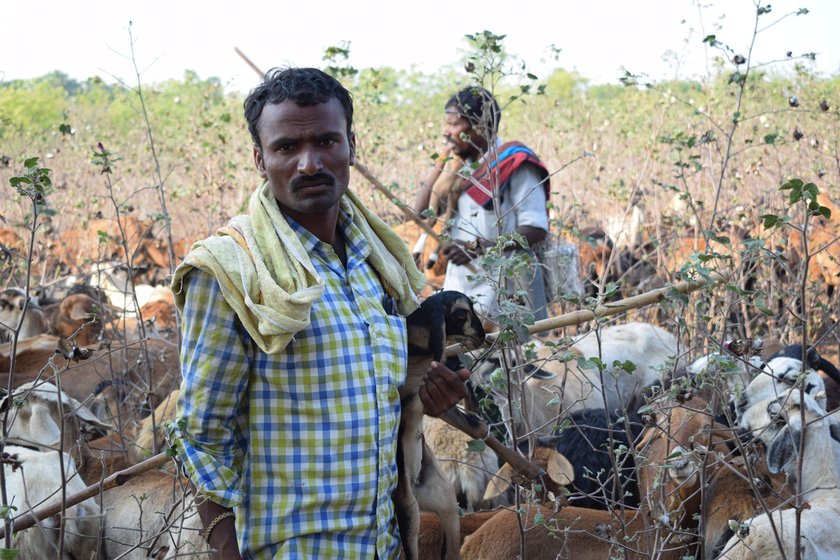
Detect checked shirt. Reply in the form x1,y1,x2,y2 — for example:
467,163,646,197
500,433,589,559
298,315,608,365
173,209,407,559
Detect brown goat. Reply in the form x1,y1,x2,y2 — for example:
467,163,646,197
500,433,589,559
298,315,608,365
42,292,106,346
460,504,692,560
702,444,791,560
635,393,731,531
0,336,180,431
414,511,498,560
392,220,449,297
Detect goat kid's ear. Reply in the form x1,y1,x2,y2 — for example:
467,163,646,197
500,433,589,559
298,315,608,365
766,425,799,475
483,463,514,501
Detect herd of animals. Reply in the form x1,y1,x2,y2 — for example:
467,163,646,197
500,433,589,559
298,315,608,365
1,201,840,559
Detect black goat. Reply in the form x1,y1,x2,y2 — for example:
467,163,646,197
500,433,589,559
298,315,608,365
396,290,486,560
484,407,643,510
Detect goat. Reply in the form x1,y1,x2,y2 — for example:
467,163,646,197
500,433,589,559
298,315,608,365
702,443,790,560
0,445,102,559
391,221,448,297
733,356,829,428
415,510,498,560
397,290,487,560
1,336,181,431
480,321,679,438
460,503,692,560
40,292,106,347
634,393,730,532
4,380,208,559
717,390,840,559
0,287,49,341
765,343,840,411
485,407,644,510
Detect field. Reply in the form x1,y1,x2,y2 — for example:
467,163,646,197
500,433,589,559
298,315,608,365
1,14,840,560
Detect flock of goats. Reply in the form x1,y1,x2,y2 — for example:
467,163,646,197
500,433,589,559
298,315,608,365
1,200,840,560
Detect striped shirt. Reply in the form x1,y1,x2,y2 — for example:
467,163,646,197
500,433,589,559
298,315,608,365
172,208,407,559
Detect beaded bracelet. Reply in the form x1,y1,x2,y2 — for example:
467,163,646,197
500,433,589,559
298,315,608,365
200,511,235,543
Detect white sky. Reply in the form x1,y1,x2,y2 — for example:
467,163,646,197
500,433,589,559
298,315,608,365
3,0,839,94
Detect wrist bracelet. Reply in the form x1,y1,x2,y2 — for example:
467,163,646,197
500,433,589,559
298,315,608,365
200,511,235,543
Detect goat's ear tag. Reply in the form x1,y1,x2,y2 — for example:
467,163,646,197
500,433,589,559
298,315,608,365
547,450,575,485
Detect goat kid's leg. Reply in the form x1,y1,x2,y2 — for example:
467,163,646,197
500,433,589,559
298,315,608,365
393,472,420,560
415,443,461,560
396,395,425,560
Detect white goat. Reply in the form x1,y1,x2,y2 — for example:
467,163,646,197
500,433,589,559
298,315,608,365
734,356,829,430
0,445,102,559
4,381,209,559
719,390,840,559
481,321,680,437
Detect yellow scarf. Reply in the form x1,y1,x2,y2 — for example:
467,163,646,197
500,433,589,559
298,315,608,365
171,182,425,354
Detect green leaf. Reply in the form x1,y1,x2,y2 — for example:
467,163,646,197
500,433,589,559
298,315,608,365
0,549,19,559
762,214,780,229
754,298,775,316
764,133,778,145
466,439,487,453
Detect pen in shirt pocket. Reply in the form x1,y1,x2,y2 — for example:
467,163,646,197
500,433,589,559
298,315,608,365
382,295,398,316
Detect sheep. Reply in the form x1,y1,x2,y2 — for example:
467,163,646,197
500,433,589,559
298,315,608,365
717,390,840,559
0,287,49,341
398,290,487,560
484,407,644,511
478,321,680,438
4,380,209,559
0,445,102,559
422,415,500,512
460,503,692,560
634,393,731,532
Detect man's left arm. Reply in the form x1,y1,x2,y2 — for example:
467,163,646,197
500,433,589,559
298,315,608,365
508,163,550,248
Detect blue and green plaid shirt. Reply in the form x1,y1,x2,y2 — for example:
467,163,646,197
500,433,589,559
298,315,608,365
173,209,407,559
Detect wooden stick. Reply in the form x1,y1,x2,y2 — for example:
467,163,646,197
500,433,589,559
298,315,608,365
354,161,478,273
234,46,265,79
440,407,543,480
0,452,172,539
446,271,728,355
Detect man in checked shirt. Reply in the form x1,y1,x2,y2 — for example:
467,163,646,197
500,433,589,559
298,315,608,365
169,67,470,559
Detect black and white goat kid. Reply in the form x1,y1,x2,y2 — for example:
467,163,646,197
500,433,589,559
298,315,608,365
396,290,485,560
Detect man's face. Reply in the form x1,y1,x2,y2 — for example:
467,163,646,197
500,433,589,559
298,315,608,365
253,98,356,223
442,110,484,160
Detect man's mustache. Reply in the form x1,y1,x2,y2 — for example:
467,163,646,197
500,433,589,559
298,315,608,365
290,172,336,190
